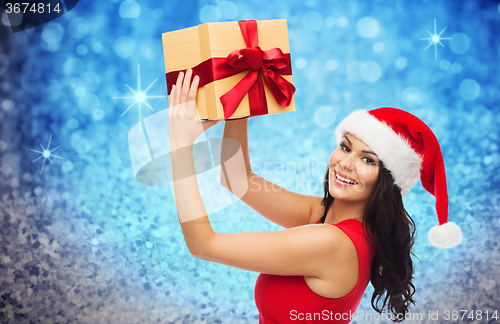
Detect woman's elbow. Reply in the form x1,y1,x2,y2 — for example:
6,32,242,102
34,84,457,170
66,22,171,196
187,244,206,260
190,247,214,262
186,238,213,261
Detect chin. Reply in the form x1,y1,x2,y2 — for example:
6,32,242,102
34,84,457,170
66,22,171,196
329,187,370,202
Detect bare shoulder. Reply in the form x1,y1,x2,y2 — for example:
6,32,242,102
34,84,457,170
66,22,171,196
314,222,357,256
304,196,356,254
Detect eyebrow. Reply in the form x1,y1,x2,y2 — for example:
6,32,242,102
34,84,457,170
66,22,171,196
343,135,353,146
362,150,378,156
344,135,378,157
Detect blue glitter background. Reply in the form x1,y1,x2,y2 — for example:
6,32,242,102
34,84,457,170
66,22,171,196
0,0,499,323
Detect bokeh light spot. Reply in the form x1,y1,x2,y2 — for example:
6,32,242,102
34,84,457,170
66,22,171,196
80,71,101,93
395,57,407,69
63,57,85,76
68,17,90,39
92,42,103,53
62,161,74,173
145,49,156,60
199,5,221,23
114,37,135,58
41,22,64,44
459,79,480,101
76,44,88,55
360,61,382,82
295,58,307,69
93,109,105,120
218,1,238,20
402,87,423,108
449,33,470,54
68,119,79,129
473,106,492,126
78,94,100,115
337,17,348,27
119,0,141,19
2,99,15,112
325,60,338,71
74,86,86,97
357,17,380,38
314,106,337,128
439,60,450,70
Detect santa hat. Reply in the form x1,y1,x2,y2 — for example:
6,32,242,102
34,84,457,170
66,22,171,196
335,108,462,248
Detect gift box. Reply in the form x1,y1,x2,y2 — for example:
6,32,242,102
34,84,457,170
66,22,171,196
162,19,296,120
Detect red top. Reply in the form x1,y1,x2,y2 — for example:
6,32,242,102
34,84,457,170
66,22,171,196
254,219,377,323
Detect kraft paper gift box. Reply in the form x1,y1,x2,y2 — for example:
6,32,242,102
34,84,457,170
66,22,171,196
162,19,296,120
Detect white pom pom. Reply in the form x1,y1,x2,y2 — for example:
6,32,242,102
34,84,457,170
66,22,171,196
428,222,462,248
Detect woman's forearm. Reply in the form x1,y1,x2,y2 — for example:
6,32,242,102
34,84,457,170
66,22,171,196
222,119,253,175
171,143,215,257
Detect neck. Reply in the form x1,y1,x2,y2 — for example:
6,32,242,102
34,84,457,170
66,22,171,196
324,198,366,224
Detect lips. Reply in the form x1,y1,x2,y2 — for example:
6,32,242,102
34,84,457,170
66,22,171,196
334,170,358,185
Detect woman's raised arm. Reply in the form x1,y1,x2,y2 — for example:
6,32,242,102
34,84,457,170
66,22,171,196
220,119,323,228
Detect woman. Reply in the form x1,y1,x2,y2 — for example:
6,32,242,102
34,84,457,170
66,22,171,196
168,68,462,323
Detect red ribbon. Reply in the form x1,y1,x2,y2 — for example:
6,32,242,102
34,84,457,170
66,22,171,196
165,20,295,120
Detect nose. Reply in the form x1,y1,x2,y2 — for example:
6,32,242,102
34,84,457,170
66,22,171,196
339,154,355,172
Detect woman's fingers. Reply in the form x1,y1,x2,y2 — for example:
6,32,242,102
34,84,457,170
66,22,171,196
170,69,199,114
181,68,192,104
169,84,175,108
173,72,184,107
187,75,199,102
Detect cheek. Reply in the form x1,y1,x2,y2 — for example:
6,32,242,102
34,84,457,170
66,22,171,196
329,150,342,166
357,166,379,186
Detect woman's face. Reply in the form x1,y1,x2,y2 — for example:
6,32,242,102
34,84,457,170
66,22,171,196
328,133,380,202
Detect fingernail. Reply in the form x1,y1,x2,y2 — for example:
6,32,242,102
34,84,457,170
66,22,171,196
188,68,192,73
194,75,199,80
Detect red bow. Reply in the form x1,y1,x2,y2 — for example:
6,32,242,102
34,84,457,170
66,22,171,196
166,20,295,120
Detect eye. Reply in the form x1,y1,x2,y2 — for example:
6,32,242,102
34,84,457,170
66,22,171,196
362,157,377,165
340,143,351,152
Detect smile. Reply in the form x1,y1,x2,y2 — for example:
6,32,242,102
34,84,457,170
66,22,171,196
334,170,358,185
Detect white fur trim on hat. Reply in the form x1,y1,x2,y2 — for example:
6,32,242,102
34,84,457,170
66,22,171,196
335,110,422,196
428,222,463,248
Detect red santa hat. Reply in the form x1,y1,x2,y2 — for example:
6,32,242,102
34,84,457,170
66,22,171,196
335,108,462,248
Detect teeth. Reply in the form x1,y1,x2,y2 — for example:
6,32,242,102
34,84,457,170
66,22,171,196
335,172,358,185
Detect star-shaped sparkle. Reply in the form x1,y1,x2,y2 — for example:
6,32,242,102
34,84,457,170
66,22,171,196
82,228,109,259
31,134,62,174
419,18,452,60
113,65,166,122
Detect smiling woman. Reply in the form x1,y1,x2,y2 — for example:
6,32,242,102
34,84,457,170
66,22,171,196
168,71,462,323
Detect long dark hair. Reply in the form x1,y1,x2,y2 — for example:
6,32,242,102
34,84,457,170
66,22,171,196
320,162,416,322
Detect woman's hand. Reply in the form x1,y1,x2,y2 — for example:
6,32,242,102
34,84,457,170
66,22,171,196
168,68,220,148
